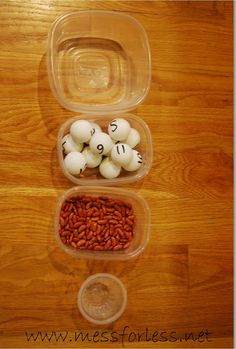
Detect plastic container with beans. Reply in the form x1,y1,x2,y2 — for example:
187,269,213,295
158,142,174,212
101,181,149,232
54,186,151,261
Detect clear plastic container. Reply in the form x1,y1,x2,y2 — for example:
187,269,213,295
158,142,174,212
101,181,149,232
58,113,153,186
47,10,151,115
78,273,127,324
54,186,151,261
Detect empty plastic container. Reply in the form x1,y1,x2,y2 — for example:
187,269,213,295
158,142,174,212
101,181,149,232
78,273,127,324
54,186,151,261
47,10,151,114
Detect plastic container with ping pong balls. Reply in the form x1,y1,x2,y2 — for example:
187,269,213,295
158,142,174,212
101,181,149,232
57,113,153,186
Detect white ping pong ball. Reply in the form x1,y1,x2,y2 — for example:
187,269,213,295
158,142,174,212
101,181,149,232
99,157,121,179
108,118,131,141
89,132,113,155
70,120,93,143
105,139,117,156
90,122,102,135
85,122,102,144
82,146,102,168
64,152,87,175
62,134,83,154
123,150,143,172
123,128,140,148
111,143,133,166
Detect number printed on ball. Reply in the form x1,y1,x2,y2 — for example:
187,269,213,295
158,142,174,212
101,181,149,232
111,143,133,166
89,132,113,155
123,150,143,172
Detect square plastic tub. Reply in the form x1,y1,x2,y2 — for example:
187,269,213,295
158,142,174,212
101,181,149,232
57,113,153,186
47,10,151,115
54,186,151,261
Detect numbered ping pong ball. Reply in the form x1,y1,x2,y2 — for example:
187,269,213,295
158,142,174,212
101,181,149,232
62,134,83,154
89,132,113,155
82,146,102,168
64,152,87,175
123,128,140,148
106,139,117,156
85,122,102,144
90,122,102,135
123,150,143,172
108,118,131,141
111,143,133,166
70,120,93,143
99,157,121,179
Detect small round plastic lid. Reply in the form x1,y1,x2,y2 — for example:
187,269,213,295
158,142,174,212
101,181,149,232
78,273,127,324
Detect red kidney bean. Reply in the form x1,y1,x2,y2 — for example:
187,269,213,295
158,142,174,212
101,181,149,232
94,245,103,251
92,222,97,232
87,231,93,240
113,244,122,251
106,208,114,213
77,239,86,247
78,231,85,239
123,242,130,249
59,195,135,252
62,211,69,218
124,224,131,231
104,215,113,220
97,219,106,224
110,225,114,235
96,225,101,235
78,225,86,233
104,239,111,249
91,217,99,221
111,237,117,246
109,219,118,225
60,217,65,226
126,218,134,226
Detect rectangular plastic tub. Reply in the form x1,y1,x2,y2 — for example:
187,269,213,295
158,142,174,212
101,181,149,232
47,10,151,115
54,186,151,261
58,113,153,186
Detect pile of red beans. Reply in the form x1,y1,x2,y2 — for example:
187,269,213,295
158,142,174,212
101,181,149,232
59,195,135,251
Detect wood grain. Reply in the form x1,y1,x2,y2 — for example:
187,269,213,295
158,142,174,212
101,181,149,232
0,1,233,348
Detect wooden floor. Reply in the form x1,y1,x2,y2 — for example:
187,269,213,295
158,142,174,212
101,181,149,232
0,1,233,348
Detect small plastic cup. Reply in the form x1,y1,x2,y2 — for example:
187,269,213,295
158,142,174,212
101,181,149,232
54,186,151,261
78,273,127,325
47,10,151,115
57,113,153,186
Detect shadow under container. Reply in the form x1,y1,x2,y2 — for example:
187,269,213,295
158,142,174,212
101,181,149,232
54,186,151,261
